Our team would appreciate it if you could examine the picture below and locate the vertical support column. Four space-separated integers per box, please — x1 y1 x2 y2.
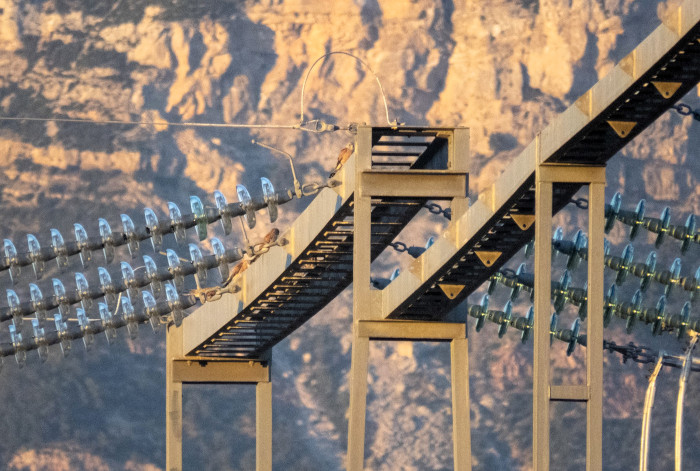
450 128 470 220
587 179 605 471
447 127 471 469
347 125 373 471
170 327 273 470
353 125 373 321
347 126 470 469
533 164 553 471
451 337 472 471
166 326 183 471
351 321 470 470
256 380 273 471
534 163 606 471
347 335 370 471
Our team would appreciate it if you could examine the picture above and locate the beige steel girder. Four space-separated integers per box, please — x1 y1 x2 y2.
166 325 272 471
166 1 700 467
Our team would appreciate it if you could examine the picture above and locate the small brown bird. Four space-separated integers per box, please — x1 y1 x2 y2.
263 227 280 245
223 258 249 287
329 142 355 178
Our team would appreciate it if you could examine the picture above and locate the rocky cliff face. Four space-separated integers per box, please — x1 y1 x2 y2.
0 0 698 469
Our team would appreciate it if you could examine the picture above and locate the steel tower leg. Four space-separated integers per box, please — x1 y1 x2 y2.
166 326 183 471
588 175 605 471
347 125 373 471
347 334 370 470
533 160 553 471
451 337 472 470
256 380 273 471
534 162 605 471
347 321 471 470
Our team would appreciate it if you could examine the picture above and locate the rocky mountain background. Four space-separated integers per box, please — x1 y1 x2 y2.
0 0 699 469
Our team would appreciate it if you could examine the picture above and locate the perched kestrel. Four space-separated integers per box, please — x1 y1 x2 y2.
329 142 355 178
223 258 249 287
263 227 280 245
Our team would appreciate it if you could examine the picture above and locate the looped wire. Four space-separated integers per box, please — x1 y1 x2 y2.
500 268 516 279
570 197 589 209
300 51 398 126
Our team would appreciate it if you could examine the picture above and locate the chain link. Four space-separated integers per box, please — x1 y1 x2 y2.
570 197 589 209
672 103 700 121
301 180 339 196
424 202 443 214
424 202 451 219
187 237 288 304
604 340 653 364
604 339 700 372
390 241 408 253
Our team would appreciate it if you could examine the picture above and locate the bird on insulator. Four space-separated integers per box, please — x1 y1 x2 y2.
329 142 355 178
223 258 250 287
263 227 280 245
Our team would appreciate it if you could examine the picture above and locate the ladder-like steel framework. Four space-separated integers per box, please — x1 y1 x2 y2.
180 128 460 359
167 2 700 469
347 125 470 470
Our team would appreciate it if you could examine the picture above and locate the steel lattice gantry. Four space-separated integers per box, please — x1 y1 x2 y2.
167 2 700 469
166 126 470 471
380 5 700 322
374 3 700 471
181 127 464 359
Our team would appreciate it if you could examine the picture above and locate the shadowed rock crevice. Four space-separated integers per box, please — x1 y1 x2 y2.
399 0 456 124
358 0 383 50
519 61 544 102
206 17 276 124
564 28 599 104
187 31 206 74
425 0 455 96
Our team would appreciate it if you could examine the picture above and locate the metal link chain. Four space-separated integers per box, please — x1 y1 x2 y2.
424 202 444 215
672 103 700 121
604 340 655 364
603 339 699 371
424 202 451 219
302 180 341 197
389 242 408 253
188 237 288 304
570 197 589 209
